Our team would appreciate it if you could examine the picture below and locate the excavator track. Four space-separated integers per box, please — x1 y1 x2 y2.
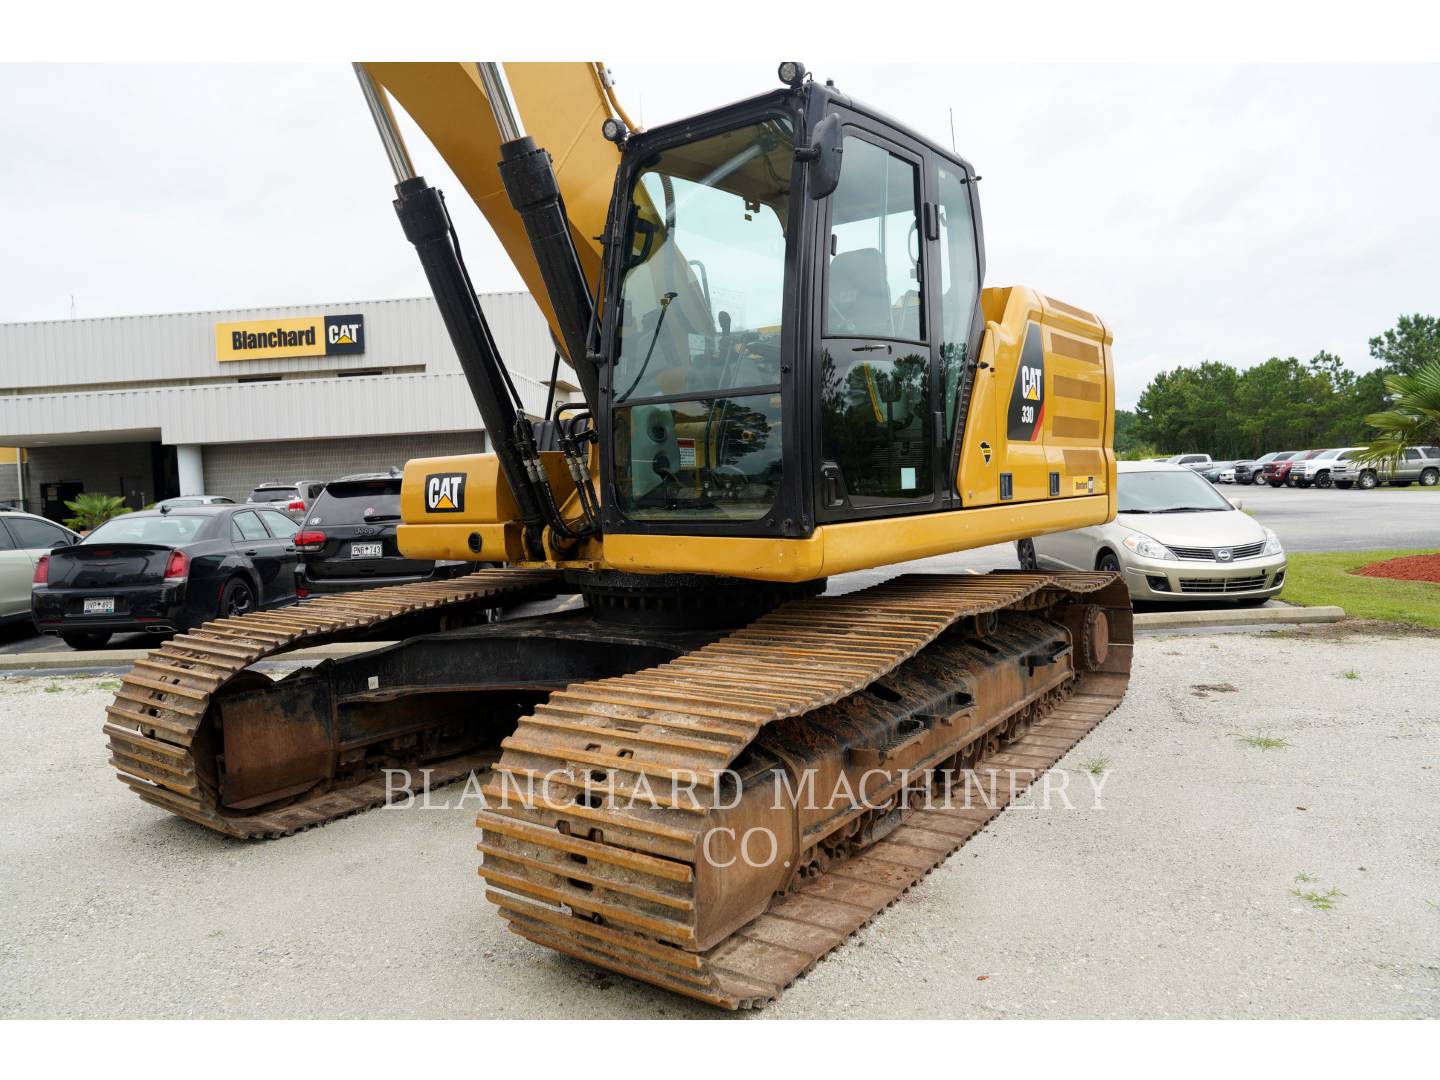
479 571 1132 1009
104 568 562 838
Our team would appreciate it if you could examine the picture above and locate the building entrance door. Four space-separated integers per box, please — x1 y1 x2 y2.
41 481 83 524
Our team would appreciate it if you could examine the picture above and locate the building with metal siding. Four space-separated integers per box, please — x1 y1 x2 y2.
0 294 563 519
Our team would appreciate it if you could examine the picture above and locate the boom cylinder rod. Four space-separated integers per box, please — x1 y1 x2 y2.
476 62 601 407
353 66 548 556
353 64 416 184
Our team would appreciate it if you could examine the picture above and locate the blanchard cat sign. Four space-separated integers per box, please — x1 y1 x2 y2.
215 314 365 361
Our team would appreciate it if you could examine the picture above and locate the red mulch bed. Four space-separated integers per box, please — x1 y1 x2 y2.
1352 553 1440 583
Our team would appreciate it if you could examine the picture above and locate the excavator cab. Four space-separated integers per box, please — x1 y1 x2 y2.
600 81 986 541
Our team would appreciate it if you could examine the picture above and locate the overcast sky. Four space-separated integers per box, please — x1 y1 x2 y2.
1 62 1436 406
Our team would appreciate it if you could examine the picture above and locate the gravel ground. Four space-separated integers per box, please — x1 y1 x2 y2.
1 627 1436 1019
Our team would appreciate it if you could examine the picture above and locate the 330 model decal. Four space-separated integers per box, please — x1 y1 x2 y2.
1007 323 1045 442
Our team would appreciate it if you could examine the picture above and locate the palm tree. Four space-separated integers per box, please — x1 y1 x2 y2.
62 492 129 533
1355 359 1440 465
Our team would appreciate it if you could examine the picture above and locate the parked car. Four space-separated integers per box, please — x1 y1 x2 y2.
1273 448 1326 486
1196 459 1241 483
1016 461 1285 604
1259 451 1303 486
1288 447 1362 488
153 495 236 509
1163 453 1212 468
1217 460 1253 484
246 479 327 521
294 472 468 596
1329 446 1440 489
0 512 81 626
1234 452 1287 485
32 505 301 649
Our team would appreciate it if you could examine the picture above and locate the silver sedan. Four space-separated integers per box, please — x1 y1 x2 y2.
1017 461 1286 604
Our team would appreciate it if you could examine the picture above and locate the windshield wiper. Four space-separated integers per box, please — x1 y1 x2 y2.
1152 506 1225 513
364 513 402 523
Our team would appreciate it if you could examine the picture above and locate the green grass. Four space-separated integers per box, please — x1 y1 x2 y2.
1281 549 1440 629
1078 755 1110 775
43 684 63 694
1341 669 1360 680
1237 733 1291 750
1291 885 1345 911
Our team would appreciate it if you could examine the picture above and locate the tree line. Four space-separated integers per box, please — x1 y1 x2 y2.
1116 314 1440 460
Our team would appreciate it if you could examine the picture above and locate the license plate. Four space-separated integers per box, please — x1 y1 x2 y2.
350 543 383 559
83 597 115 615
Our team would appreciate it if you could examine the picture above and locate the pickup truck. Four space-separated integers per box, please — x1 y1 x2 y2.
1329 446 1440 489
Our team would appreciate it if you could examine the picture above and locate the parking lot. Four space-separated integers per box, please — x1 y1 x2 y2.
4 481 1432 657
2 624 1435 1019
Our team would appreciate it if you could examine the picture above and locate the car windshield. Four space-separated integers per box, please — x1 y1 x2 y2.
1118 470 1233 514
1315 449 1340 460
84 514 207 544
249 487 298 502
307 480 401 524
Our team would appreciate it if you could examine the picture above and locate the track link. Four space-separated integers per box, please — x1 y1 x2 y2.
104 569 561 838
479 571 1132 1008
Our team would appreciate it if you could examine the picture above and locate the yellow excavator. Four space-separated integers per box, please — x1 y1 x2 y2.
103 62 1131 1008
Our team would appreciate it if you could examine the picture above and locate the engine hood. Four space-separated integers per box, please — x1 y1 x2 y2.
1114 509 1267 548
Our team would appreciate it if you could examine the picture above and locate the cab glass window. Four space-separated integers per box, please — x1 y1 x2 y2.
936 163 980 436
611 118 792 523
826 137 923 342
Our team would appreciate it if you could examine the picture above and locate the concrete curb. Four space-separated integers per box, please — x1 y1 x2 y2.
1134 605 1345 630
1 604 1349 671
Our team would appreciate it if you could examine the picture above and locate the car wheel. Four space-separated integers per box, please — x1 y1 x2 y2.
1357 470 1378 490
1315 472 1331 488
1335 480 1352 489
1097 551 1121 574
220 578 256 618
1016 538 1039 570
1421 468 1439 487
1269 481 1283 488
61 631 112 650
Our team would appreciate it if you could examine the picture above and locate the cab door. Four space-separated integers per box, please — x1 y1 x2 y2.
815 122 940 520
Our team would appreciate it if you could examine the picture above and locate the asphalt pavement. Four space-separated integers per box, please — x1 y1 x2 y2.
4 482 1432 656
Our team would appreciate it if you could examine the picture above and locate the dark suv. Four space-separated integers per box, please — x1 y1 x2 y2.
294 472 466 595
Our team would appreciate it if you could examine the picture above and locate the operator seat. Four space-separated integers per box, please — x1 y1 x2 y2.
829 248 893 337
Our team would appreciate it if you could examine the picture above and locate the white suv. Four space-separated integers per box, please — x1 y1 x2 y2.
1289 447 1363 489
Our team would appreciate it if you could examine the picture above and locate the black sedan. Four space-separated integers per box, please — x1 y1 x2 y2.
32 505 301 649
